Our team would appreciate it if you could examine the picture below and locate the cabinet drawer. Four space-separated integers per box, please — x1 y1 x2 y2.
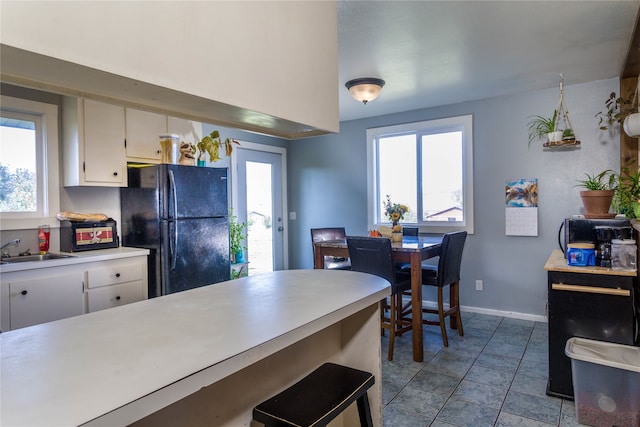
87 281 144 312
87 261 143 288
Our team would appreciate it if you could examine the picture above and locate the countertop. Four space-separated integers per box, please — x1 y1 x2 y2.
1 269 390 427
0 247 149 273
544 249 637 276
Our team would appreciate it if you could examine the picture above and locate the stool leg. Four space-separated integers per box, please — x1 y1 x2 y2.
356 392 374 427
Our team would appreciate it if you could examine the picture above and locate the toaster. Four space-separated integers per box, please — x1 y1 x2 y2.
60 219 119 252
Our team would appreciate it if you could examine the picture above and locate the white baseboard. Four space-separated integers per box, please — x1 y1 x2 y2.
409 298 548 323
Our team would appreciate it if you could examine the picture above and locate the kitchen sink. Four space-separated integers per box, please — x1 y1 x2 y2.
1 254 75 263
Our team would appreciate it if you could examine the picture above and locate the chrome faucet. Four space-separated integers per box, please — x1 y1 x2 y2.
1 239 20 258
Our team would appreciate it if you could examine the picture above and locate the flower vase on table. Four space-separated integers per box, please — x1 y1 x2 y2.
384 195 409 239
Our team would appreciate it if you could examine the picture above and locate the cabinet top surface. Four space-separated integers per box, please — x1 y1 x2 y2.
0 247 149 273
544 249 637 276
0 269 390 426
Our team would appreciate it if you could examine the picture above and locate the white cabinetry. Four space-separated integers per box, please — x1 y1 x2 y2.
124 111 202 163
6 270 84 330
125 108 167 162
63 97 127 187
86 258 146 312
168 116 202 145
0 253 148 331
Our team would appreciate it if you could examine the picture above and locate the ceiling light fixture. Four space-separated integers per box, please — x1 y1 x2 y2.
345 78 385 105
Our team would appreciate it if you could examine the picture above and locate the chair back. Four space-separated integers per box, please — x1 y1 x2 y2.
435 231 467 286
347 236 407 294
310 227 347 243
402 227 419 236
311 227 351 270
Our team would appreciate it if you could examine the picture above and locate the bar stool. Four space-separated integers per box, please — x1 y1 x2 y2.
253 362 375 427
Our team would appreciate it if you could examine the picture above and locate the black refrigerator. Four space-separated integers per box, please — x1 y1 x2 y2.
120 164 230 298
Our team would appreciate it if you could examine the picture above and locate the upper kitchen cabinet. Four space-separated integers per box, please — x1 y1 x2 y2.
125 110 203 163
63 97 127 187
125 108 167 162
168 117 202 146
0 2 338 139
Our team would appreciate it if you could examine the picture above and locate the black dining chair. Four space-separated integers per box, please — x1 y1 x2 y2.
347 236 412 361
402 231 467 347
311 227 351 270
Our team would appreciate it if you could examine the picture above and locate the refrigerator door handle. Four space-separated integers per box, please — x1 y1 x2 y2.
168 170 178 220
169 170 178 270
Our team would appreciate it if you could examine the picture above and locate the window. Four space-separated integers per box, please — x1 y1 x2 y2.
0 96 60 230
367 115 474 234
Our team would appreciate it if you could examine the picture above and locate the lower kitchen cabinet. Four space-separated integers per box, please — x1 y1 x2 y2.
1 253 148 331
545 250 637 399
8 271 85 330
85 258 146 313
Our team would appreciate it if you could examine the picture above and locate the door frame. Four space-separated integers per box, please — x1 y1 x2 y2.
230 141 289 270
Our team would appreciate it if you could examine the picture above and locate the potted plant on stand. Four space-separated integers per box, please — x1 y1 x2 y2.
576 170 617 219
527 110 563 147
613 165 640 219
229 209 248 264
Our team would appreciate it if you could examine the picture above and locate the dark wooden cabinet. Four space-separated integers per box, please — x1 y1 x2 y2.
547 268 637 399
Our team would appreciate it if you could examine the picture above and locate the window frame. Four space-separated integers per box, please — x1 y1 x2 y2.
0 95 60 231
366 114 474 234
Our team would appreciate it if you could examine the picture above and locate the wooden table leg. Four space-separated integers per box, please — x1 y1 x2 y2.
410 252 423 362
313 246 325 269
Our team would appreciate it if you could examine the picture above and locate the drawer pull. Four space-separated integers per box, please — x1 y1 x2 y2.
115 296 121 301
21 290 27 296
552 283 630 296
115 273 121 278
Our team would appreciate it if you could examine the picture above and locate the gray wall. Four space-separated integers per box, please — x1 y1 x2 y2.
286 78 621 319
2 78 624 319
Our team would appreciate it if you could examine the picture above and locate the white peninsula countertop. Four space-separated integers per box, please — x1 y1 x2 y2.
1 269 390 427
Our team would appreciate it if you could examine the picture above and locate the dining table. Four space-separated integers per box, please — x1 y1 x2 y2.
313 235 443 362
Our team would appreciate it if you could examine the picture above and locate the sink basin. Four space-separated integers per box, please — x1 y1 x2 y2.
1 254 74 263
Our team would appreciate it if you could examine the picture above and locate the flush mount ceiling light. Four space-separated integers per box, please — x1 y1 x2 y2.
345 78 385 105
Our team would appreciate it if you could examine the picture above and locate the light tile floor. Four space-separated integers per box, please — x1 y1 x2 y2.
381 312 586 426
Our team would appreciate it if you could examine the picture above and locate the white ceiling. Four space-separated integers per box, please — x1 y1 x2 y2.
337 1 640 122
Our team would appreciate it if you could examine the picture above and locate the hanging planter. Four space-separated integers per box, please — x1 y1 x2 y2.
527 74 581 149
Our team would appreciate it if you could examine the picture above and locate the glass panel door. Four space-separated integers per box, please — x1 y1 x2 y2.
236 148 284 275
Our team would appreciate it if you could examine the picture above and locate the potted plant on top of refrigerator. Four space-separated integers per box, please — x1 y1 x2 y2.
196 130 240 165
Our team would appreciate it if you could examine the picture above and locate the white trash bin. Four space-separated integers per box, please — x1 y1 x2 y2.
565 337 640 427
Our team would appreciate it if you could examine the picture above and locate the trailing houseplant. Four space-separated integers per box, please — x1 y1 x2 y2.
595 91 636 132
575 170 617 218
196 130 240 164
527 109 562 146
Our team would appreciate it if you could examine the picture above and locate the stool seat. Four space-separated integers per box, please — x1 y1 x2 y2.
253 363 375 427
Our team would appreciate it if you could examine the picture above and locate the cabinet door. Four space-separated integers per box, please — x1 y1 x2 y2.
167 117 202 145
87 281 144 312
8 272 85 330
83 99 127 185
126 108 167 161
